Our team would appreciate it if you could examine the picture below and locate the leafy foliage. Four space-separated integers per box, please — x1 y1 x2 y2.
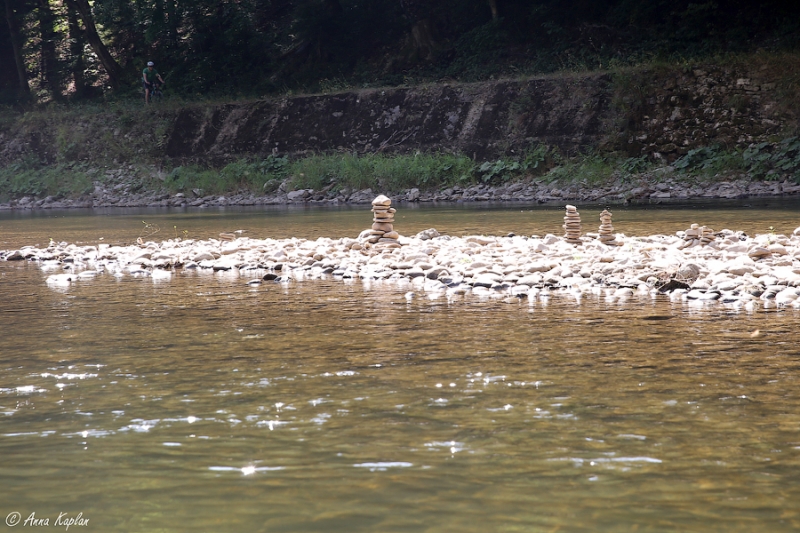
672 138 800 182
2 0 799 103
672 146 726 172
620 155 650 175
742 137 800 181
521 144 550 173
476 159 520 183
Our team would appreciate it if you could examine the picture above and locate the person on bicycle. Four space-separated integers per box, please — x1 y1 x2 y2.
142 61 165 104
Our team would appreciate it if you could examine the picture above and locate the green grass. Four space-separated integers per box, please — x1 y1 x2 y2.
0 158 93 201
157 145 671 197
158 150 548 197
289 152 475 192
545 154 617 186
162 152 477 195
4 137 799 204
162 155 291 195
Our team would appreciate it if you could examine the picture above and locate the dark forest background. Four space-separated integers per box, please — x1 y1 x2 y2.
2 0 799 105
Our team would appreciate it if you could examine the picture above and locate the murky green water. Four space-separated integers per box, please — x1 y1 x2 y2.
2 201 800 532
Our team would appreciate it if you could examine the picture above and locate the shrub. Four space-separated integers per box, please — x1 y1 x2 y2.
672 138 800 181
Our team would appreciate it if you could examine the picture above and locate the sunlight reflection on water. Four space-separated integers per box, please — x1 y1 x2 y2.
1 204 800 532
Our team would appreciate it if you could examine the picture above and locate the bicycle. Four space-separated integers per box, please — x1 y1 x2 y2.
144 81 165 103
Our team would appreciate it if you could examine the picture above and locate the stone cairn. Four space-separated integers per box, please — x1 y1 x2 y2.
597 209 619 245
366 195 401 249
563 205 582 244
679 223 716 248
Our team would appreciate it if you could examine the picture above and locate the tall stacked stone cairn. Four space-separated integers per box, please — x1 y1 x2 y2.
563 205 582 244
679 223 716 248
597 209 619 245
366 195 401 249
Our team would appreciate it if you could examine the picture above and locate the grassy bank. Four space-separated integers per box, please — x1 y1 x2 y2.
3 120 800 203
170 139 800 194
5 139 798 203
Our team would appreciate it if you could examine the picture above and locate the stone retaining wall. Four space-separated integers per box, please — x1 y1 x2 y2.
616 65 795 159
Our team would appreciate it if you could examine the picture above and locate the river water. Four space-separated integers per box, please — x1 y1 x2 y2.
1 200 800 532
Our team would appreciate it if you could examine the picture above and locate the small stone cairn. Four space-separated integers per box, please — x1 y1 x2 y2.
366 195 401 248
563 205 582 244
679 223 716 248
597 209 618 245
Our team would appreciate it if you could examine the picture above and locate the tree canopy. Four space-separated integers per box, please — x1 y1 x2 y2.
1 0 799 104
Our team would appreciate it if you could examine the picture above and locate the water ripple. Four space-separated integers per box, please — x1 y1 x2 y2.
424 441 467 453
119 419 159 433
208 465 285 475
353 462 413 472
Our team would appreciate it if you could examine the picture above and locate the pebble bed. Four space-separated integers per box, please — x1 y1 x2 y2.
4 219 800 311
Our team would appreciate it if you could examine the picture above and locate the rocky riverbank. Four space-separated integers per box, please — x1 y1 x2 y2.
3 167 800 210
2 55 799 211
4 205 800 311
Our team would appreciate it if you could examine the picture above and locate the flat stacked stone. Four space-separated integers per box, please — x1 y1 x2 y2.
597 209 618 245
680 223 716 248
367 195 401 248
563 205 582 244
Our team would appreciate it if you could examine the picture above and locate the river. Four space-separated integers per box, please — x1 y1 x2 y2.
1 200 800 532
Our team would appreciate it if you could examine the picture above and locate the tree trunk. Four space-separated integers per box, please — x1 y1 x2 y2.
154 0 164 26
37 0 61 99
66 2 86 98
3 0 29 97
165 0 178 48
400 0 439 60
65 0 123 90
488 0 498 19
410 18 437 60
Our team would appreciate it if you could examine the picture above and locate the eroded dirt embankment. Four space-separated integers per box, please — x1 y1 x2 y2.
163 63 796 163
2 60 796 169
164 76 614 163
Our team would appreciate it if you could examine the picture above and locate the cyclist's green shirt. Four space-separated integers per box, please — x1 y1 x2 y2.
143 67 159 83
